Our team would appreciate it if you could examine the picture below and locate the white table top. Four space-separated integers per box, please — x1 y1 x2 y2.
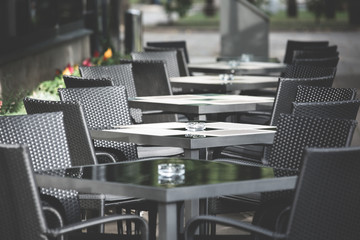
170 75 279 92
128 94 274 115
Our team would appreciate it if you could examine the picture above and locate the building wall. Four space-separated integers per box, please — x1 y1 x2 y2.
0 34 90 100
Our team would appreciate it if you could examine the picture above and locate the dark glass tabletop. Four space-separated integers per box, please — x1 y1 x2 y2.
39 158 278 188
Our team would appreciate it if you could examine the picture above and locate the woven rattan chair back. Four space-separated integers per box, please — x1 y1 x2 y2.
295 85 357 103
120 59 178 123
120 59 172 96
79 64 141 123
292 46 338 61
270 76 334 126
58 86 138 161
23 97 97 166
0 112 80 224
63 75 114 88
144 46 189 76
268 114 356 176
79 64 136 97
131 50 180 78
147 40 189 63
281 64 337 79
283 40 329 64
293 56 339 68
287 147 360 240
0 144 48 240
292 100 360 120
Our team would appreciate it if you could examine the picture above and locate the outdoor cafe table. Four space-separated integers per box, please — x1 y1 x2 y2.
90 122 276 159
187 61 287 75
35 158 297 240
170 75 279 93
128 94 274 120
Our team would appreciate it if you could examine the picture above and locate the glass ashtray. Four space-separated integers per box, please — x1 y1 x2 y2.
158 174 185 185
219 74 234 81
158 163 185 178
185 122 206 132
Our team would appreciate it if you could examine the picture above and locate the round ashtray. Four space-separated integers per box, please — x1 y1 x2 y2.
158 163 185 178
185 122 206 132
219 74 234 81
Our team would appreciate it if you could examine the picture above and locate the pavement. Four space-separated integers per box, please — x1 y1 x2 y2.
133 3 360 146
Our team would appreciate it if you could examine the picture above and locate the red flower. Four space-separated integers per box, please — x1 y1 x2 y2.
55 69 62 75
93 50 100 58
66 64 74 74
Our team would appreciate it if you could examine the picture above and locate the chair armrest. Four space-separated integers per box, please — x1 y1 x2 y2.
184 215 286 240
214 158 269 168
95 151 117 163
42 206 64 229
46 214 148 240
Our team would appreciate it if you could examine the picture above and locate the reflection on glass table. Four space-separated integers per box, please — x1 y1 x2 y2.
36 158 297 240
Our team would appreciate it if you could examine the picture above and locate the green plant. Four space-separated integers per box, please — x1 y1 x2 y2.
165 0 193 19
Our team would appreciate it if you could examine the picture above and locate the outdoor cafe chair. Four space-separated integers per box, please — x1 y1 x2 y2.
293 56 340 68
131 50 181 78
144 46 190 77
283 40 329 64
0 112 81 225
292 46 339 61
79 63 142 123
58 86 184 159
221 84 356 164
146 40 190 63
281 64 337 79
208 113 356 236
119 59 179 123
186 146 360 240
63 75 114 88
295 85 357 103
23 98 158 238
0 143 148 240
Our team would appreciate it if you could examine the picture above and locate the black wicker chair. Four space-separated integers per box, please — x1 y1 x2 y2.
146 40 190 63
221 83 355 163
283 40 329 64
185 146 360 240
210 114 356 217
281 64 337 78
23 98 157 238
292 46 338 61
0 143 148 240
131 50 180 78
0 112 80 225
58 86 183 159
295 85 357 102
292 100 360 120
144 46 190 77
119 59 179 123
219 76 335 162
79 64 142 123
63 75 114 88
293 56 340 68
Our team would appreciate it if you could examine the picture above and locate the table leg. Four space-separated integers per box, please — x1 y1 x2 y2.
184 149 200 159
158 202 178 240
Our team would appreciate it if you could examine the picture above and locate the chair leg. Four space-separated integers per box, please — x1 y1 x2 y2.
148 207 158 240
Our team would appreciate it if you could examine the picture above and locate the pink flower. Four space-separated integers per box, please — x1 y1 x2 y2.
82 58 93 66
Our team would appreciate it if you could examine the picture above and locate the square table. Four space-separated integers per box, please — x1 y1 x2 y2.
170 75 279 93
90 122 276 159
128 94 274 120
188 61 287 75
35 158 297 240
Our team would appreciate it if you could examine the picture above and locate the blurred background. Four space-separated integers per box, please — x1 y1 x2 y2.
0 0 359 115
